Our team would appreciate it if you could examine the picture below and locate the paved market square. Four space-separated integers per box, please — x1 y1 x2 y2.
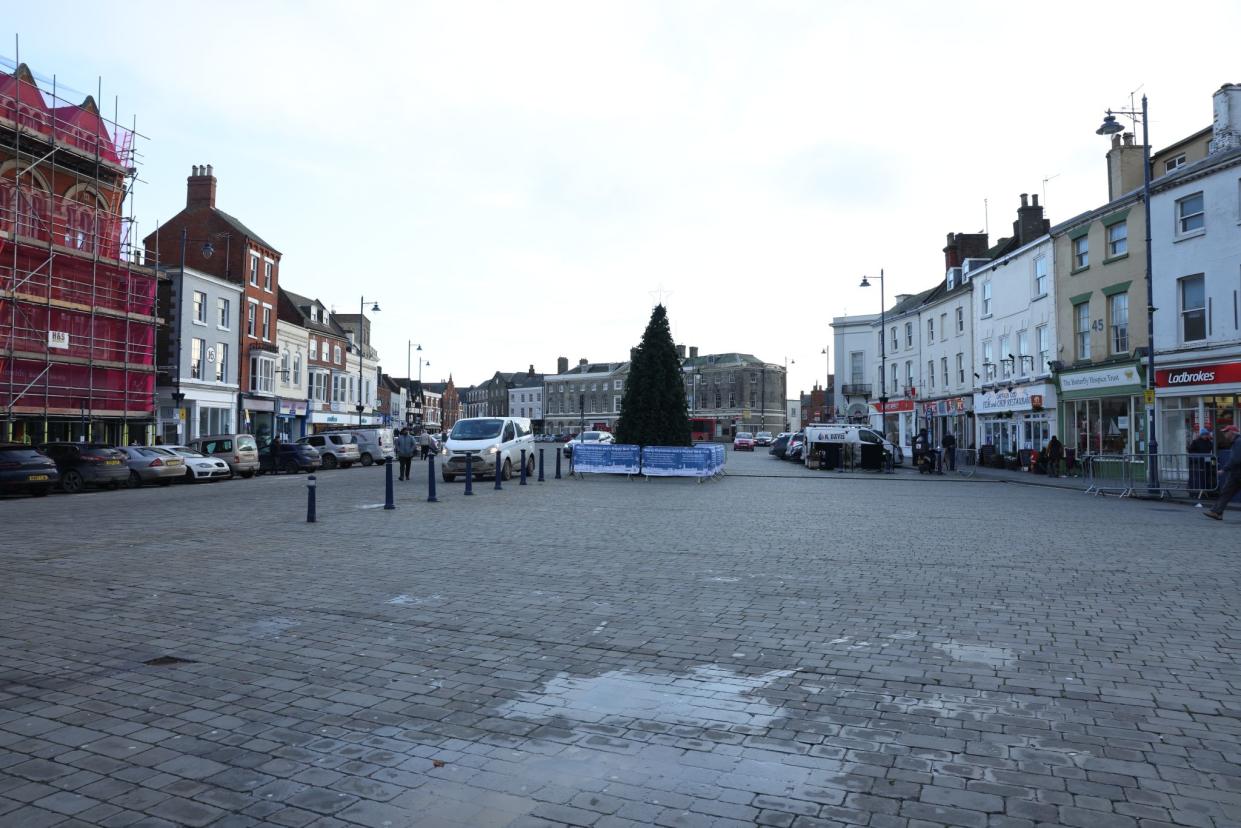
1 452 1240 828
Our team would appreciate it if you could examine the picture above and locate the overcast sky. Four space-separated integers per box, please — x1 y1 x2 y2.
10 1 1241 395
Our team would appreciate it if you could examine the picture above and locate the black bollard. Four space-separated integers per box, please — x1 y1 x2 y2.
494 450 503 490
538 448 545 482
464 452 474 495
519 449 528 485
306 474 317 523
427 452 438 502
384 456 395 510
555 447 562 479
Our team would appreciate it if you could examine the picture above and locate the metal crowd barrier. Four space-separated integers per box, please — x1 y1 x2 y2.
1083 454 1135 497
951 448 976 478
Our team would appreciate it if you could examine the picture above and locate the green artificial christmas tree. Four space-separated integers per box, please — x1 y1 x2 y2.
615 304 691 447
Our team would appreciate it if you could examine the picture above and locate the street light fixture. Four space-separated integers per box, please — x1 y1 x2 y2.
859 270 888 439
821 346 830 421
1096 99 1159 492
357 297 380 426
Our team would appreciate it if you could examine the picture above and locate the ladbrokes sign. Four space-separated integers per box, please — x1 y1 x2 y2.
1155 361 1241 388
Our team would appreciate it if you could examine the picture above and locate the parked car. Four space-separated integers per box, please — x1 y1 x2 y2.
188 433 260 478
119 446 184 488
322 428 394 466
441 416 536 482
563 430 615 458
754 431 773 446
785 432 806 462
769 433 792 459
0 443 59 496
297 433 361 469
38 442 130 493
258 441 322 475
164 445 232 482
733 432 756 451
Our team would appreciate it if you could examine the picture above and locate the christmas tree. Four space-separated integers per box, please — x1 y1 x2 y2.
615 305 691 447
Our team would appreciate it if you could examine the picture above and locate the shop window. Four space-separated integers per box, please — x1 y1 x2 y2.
1109 293 1129 354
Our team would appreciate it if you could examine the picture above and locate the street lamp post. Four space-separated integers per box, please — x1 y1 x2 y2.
357 297 381 427
1097 100 1159 492
860 270 887 439
821 346 830 421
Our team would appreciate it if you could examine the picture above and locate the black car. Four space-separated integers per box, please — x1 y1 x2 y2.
769 434 791 459
0 443 59 496
37 442 130 493
258 442 322 475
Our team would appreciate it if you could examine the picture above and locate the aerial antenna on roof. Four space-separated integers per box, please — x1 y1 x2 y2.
1042 173 1060 207
983 198 989 237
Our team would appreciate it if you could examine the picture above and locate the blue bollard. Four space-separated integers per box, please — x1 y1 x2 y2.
519 449 528 485
538 448 545 482
494 450 503 490
464 452 474 495
555 447 562 479
427 452 438 502
306 474 317 523
384 456 395 510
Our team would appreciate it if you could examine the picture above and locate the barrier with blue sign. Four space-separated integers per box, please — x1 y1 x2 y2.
570 443 642 476
641 445 726 480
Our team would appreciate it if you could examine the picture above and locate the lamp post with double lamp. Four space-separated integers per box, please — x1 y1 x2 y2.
859 271 888 439
1096 100 1159 492
406 342 420 427
357 297 381 427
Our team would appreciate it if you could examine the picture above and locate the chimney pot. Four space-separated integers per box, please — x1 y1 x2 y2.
206 164 213 176
1031 193 1039 207
187 164 217 209
690 346 699 358
1020 193 1029 208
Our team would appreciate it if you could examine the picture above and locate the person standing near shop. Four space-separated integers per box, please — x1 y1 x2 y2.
1204 425 1241 521
1188 428 1214 492
1045 435 1064 478
942 431 957 472
419 429 431 460
395 428 416 481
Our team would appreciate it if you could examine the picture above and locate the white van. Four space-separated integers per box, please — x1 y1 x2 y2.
802 425 894 470
440 416 535 482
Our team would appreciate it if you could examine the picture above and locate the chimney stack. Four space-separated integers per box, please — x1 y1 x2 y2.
579 358 588 367
689 346 698 358
557 356 568 374
1014 192 1050 246
528 364 535 377
1209 82 1241 154
675 344 686 359
187 164 217 210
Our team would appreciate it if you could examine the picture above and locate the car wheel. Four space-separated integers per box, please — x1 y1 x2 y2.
500 458 512 481
127 470 143 489
58 470 82 494
442 472 455 482
526 455 536 477
322 454 338 470
282 460 300 474
360 453 374 467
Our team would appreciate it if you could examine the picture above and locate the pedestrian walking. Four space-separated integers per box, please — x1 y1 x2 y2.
1204 425 1241 521
419 429 430 460
395 428 416 481
1045 435 1064 478
941 431 957 472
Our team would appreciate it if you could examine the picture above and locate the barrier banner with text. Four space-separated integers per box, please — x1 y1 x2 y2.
571 443 642 475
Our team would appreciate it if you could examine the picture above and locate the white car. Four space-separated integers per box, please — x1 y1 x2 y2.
564 431 615 458
164 445 232 482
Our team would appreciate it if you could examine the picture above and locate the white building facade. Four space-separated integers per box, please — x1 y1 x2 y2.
275 318 309 440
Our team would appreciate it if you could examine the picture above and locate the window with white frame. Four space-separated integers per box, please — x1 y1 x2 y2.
1107 222 1128 257
192 290 206 324
1033 255 1048 296
1073 236 1089 269
999 334 1010 377
263 261 273 291
1037 325 1049 371
1017 330 1029 374
217 297 230 329
1109 292 1129 354
849 351 864 385
334 344 342 364
904 361 913 390
190 337 203 379
1075 302 1091 360
280 350 289 381
927 360 935 389
249 355 274 392
941 356 948 388
321 340 329 361
939 313 947 341
215 343 228 383
956 353 964 384
983 340 994 379
247 303 256 337
981 282 992 316
889 363 897 392
927 317 934 343
956 306 964 333
292 351 301 386
1165 154 1186 173
905 322 913 348
1180 274 1206 341
249 254 259 286
1177 192 1205 234
262 307 271 341
890 326 898 351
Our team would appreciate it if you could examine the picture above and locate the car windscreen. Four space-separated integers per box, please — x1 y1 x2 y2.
581 432 603 441
736 433 753 439
237 435 257 451
452 419 503 440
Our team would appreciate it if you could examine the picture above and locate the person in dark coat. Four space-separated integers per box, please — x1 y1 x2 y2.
941 431 957 471
1045 435 1064 478
1188 428 1214 491
1205 425 1241 520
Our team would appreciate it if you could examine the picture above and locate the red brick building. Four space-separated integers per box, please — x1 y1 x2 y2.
0 63 159 445
143 166 282 439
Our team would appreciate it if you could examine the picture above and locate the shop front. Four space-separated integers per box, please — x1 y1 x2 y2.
869 398 916 449
241 395 276 445
1155 357 1241 453
275 400 308 443
974 384 1057 457
919 396 972 448
1057 362 1147 456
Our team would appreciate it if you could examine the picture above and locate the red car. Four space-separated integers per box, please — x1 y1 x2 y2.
732 432 755 451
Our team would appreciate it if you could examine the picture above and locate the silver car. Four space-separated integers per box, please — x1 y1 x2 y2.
120 446 185 488
297 433 362 469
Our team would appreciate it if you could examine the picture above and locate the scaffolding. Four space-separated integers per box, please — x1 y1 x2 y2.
0 54 157 445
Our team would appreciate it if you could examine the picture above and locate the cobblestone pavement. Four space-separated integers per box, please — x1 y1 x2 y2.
1 448 1239 828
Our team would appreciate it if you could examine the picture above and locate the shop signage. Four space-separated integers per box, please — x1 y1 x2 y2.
1156 360 1241 388
921 397 969 417
871 399 915 413
976 388 1035 413
48 331 69 349
1059 365 1140 392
